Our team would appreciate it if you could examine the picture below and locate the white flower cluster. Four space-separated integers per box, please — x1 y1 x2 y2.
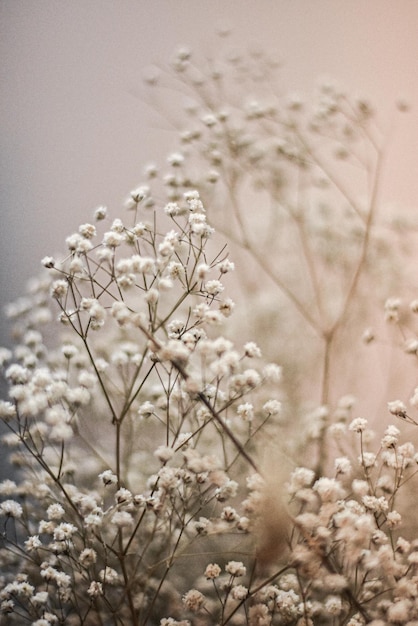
0 186 283 624
0 35 416 626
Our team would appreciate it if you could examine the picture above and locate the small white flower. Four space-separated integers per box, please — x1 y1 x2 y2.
225 561 246 577
41 256 55 268
349 417 368 433
244 342 262 358
99 469 118 486
204 280 224 296
204 563 221 579
154 445 175 463
99 567 119 585
47 503 65 520
237 402 254 421
87 581 104 597
79 548 97 566
0 499 23 518
263 363 282 382
94 205 107 220
334 457 352 475
53 522 77 541
51 279 68 299
387 400 407 418
168 152 184 166
182 589 205 612
111 511 134 528
263 399 282 415
24 535 42 552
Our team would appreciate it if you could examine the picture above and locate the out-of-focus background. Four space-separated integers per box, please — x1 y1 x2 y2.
1 0 418 338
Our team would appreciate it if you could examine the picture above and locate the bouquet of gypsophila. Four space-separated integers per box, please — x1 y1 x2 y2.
0 189 285 625
1 187 418 626
2 36 418 625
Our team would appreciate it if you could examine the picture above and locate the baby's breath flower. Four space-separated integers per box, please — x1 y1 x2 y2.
41 256 55 268
215 479 238 501
94 205 107 220
237 402 254 421
98 470 118 486
334 456 352 475
115 488 132 505
349 417 368 433
359 451 377 469
0 500 23 518
193 517 210 534
138 401 155 418
263 399 282 415
381 424 400 448
362 495 388 513
263 363 282 382
79 548 97 566
219 298 235 317
53 522 77 541
221 506 239 522
32 591 48 605
47 503 65 521
79 223 96 238
387 599 413 623
24 535 42 552
111 511 134 528
103 231 124 247
154 445 175 463
313 477 345 502
324 595 342 615
384 297 402 322
168 152 184 167
287 467 315 494
0 400 16 420
0 479 17 495
204 563 221 579
182 589 205 612
50 279 69 299
387 510 402 528
6 363 30 384
248 603 270 624
244 342 262 358
387 400 407 418
84 511 103 528
99 567 119 585
225 561 246 577
87 581 103 597
204 279 224 296
231 584 248 600
164 201 181 216
219 259 235 273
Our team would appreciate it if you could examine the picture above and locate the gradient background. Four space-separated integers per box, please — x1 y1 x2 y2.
2 0 418 332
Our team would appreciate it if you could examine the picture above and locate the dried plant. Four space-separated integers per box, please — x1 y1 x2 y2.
1 35 418 626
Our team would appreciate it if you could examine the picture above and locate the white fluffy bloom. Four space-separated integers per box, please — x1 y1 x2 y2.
111 511 134 528
387 400 407 418
99 567 120 585
53 522 77 541
182 589 205 612
0 500 23 518
334 457 352 475
349 417 368 433
47 503 65 520
87 581 104 597
313 477 345 502
225 561 246 577
154 445 175 463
